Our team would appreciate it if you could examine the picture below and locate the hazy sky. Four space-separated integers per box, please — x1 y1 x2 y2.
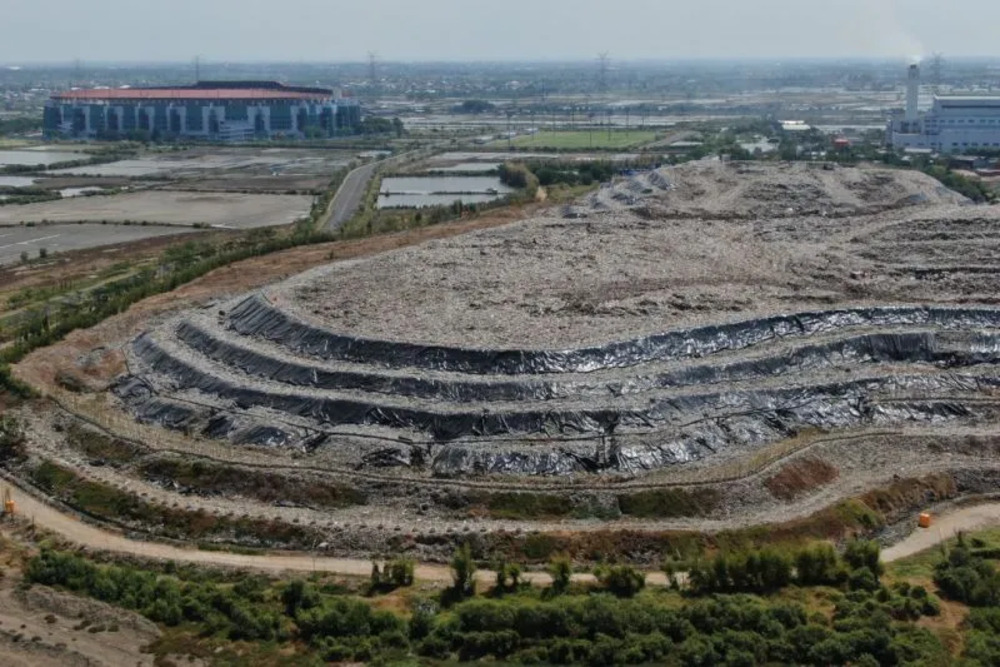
3 0 998 63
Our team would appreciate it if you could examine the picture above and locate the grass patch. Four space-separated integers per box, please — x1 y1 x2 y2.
504 130 658 150
764 457 839 501
29 459 324 548
617 488 719 518
64 423 145 465
139 457 366 509
482 492 573 520
461 491 619 521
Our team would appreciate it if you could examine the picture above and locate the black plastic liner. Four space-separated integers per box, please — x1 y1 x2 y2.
114 380 306 449
114 365 992 475
227 294 1000 375
129 332 998 441
178 321 1000 403
429 398 982 477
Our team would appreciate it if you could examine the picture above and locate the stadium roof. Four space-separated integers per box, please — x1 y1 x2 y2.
53 81 334 102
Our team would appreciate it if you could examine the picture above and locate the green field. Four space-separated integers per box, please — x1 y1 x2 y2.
503 129 658 149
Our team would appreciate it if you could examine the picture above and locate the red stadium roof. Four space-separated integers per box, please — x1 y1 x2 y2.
53 88 329 102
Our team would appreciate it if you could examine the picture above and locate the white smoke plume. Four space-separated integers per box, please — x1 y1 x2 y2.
845 0 926 60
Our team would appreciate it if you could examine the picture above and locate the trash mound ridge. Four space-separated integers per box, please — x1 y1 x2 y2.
641 160 969 219
274 162 993 350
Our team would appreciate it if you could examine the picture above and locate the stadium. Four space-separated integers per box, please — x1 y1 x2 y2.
43 80 361 141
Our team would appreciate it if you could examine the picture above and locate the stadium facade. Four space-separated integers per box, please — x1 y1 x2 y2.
44 81 361 141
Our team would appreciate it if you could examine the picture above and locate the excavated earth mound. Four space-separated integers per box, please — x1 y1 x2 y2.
114 161 1000 480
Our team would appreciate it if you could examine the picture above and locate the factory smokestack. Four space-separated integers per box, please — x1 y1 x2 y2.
906 64 920 123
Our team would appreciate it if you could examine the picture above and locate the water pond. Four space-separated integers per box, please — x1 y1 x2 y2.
377 175 512 209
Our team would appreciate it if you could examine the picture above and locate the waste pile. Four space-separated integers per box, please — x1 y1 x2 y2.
115 161 1000 478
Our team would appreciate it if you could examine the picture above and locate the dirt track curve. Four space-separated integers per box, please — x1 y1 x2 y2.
3 485 623 585
881 502 1000 561
5 482 996 582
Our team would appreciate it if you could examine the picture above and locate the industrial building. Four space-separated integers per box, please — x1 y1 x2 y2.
44 81 361 141
887 64 1000 153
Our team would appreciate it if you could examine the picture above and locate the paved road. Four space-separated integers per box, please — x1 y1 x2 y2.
326 162 378 232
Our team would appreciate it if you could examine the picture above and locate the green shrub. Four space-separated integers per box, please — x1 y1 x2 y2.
548 555 572 594
688 547 792 594
450 543 476 598
934 540 1000 606
794 542 845 586
595 564 646 598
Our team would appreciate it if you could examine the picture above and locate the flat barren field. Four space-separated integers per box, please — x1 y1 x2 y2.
0 191 312 227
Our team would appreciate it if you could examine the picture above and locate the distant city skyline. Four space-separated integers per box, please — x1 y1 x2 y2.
3 0 1000 64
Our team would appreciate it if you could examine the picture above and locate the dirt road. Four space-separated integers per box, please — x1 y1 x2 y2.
325 162 378 231
5 485 626 585
7 480 994 586
881 502 1000 562
9 486 451 580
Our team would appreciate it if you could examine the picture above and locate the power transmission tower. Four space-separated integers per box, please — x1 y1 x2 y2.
73 58 83 88
368 51 378 85
930 53 944 95
597 52 610 93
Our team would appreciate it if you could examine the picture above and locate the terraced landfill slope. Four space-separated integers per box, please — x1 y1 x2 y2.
114 161 1000 489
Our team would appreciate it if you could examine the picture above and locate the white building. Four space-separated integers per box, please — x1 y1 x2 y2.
887 64 1000 153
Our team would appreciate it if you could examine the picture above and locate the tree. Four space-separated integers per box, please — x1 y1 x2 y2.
548 555 572 594
494 561 522 593
795 543 845 587
595 564 646 598
392 117 404 138
386 558 415 588
662 560 681 590
281 579 318 617
844 540 884 578
450 543 476 598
